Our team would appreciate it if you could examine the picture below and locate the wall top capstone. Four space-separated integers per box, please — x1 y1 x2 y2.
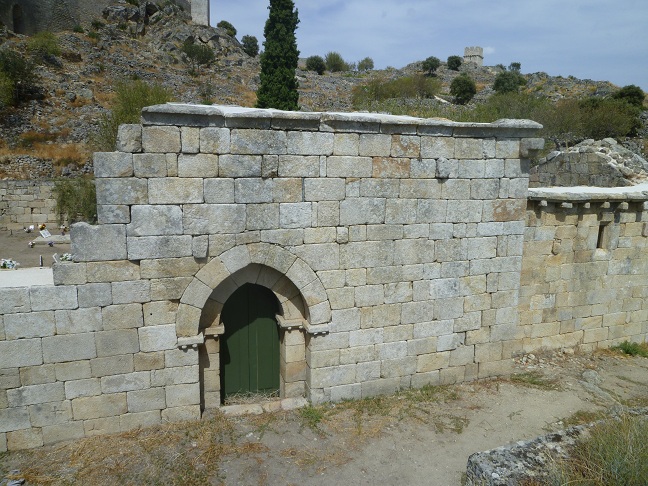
140 103 543 136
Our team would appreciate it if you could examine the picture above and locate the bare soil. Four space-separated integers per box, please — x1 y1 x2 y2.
2 351 647 485
0 229 70 269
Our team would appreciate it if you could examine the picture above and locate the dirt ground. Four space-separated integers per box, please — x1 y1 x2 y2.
0 229 71 269
1 350 647 485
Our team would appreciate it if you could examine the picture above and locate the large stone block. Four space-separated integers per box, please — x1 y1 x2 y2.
133 153 168 178
280 202 312 229
151 366 199 386
127 235 193 260
4 311 55 339
165 383 200 407
96 178 148 205
52 262 87 286
231 129 287 155
204 178 235 203
127 387 166 413
178 154 218 177
0 339 42 368
116 124 142 153
142 126 181 153
111 280 151 304
55 307 102 335
65 378 101 399
7 382 65 407
96 329 140 357
326 156 373 177
0 288 30 314
128 205 183 236
85 260 140 283
141 257 200 279
100 371 150 393
102 303 143 330
148 178 203 204
183 204 246 234
72 393 127 420
278 155 320 177
71 223 127 262
340 198 386 225
42 333 97 363
94 152 133 178
138 324 177 352
90 355 134 378
29 286 77 312
200 127 230 153
287 131 334 155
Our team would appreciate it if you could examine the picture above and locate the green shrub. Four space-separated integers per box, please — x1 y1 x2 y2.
0 71 14 109
53 177 97 224
73 24 84 33
357 57 374 72
447 55 462 71
181 40 215 74
125 0 140 5
579 97 641 139
508 61 521 72
611 341 648 357
0 48 36 107
217 20 237 38
27 31 61 61
305 55 325 75
612 84 645 109
94 80 173 151
325 51 349 72
241 35 259 57
422 56 440 75
352 75 441 108
493 70 527 94
91 19 104 30
450 74 476 104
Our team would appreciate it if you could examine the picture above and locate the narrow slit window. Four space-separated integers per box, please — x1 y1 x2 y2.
597 222 609 249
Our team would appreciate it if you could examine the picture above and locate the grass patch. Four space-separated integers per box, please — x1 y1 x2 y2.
556 414 648 485
52 176 97 224
299 405 326 430
509 371 560 390
560 410 607 428
611 341 648 358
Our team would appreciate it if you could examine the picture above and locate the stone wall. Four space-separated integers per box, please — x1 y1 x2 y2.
0 104 645 452
0 180 60 231
0 0 195 34
519 187 648 352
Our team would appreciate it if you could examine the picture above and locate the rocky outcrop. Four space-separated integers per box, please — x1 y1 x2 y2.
530 138 648 187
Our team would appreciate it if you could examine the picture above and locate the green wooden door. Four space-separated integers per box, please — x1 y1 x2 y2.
220 283 280 401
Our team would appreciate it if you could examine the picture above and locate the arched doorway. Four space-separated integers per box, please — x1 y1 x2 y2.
219 283 281 402
12 4 25 34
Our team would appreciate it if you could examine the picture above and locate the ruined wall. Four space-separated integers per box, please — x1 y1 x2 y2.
0 180 59 231
0 0 195 34
519 187 648 352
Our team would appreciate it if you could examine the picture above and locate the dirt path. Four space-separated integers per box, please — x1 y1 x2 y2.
2 351 647 485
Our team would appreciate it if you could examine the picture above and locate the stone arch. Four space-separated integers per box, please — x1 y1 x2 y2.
175 242 331 408
176 242 331 339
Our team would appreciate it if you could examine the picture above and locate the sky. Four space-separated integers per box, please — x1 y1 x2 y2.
210 0 648 91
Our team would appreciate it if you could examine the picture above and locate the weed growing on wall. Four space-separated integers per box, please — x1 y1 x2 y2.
93 80 172 151
53 176 97 224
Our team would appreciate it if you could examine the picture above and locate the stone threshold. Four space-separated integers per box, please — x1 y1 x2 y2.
214 397 309 417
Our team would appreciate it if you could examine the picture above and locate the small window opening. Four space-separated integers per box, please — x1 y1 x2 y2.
597 222 609 249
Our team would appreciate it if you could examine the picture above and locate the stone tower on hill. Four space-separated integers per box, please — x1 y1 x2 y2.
464 46 484 66
0 0 209 35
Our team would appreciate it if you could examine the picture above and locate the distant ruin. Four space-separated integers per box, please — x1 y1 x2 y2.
464 46 484 66
0 0 208 34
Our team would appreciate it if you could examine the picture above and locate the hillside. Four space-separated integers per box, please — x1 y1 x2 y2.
0 1 645 180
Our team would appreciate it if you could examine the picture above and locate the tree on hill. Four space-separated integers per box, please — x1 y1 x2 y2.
305 55 326 75
422 56 441 76
612 85 645 109
241 35 259 57
256 0 300 110
325 51 349 72
447 55 462 71
493 69 526 94
217 20 237 38
450 74 476 104
358 57 374 72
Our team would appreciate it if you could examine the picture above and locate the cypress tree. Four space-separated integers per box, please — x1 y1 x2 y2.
256 0 300 110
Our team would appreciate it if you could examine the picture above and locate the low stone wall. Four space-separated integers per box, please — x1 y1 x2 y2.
520 186 648 352
0 180 60 232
